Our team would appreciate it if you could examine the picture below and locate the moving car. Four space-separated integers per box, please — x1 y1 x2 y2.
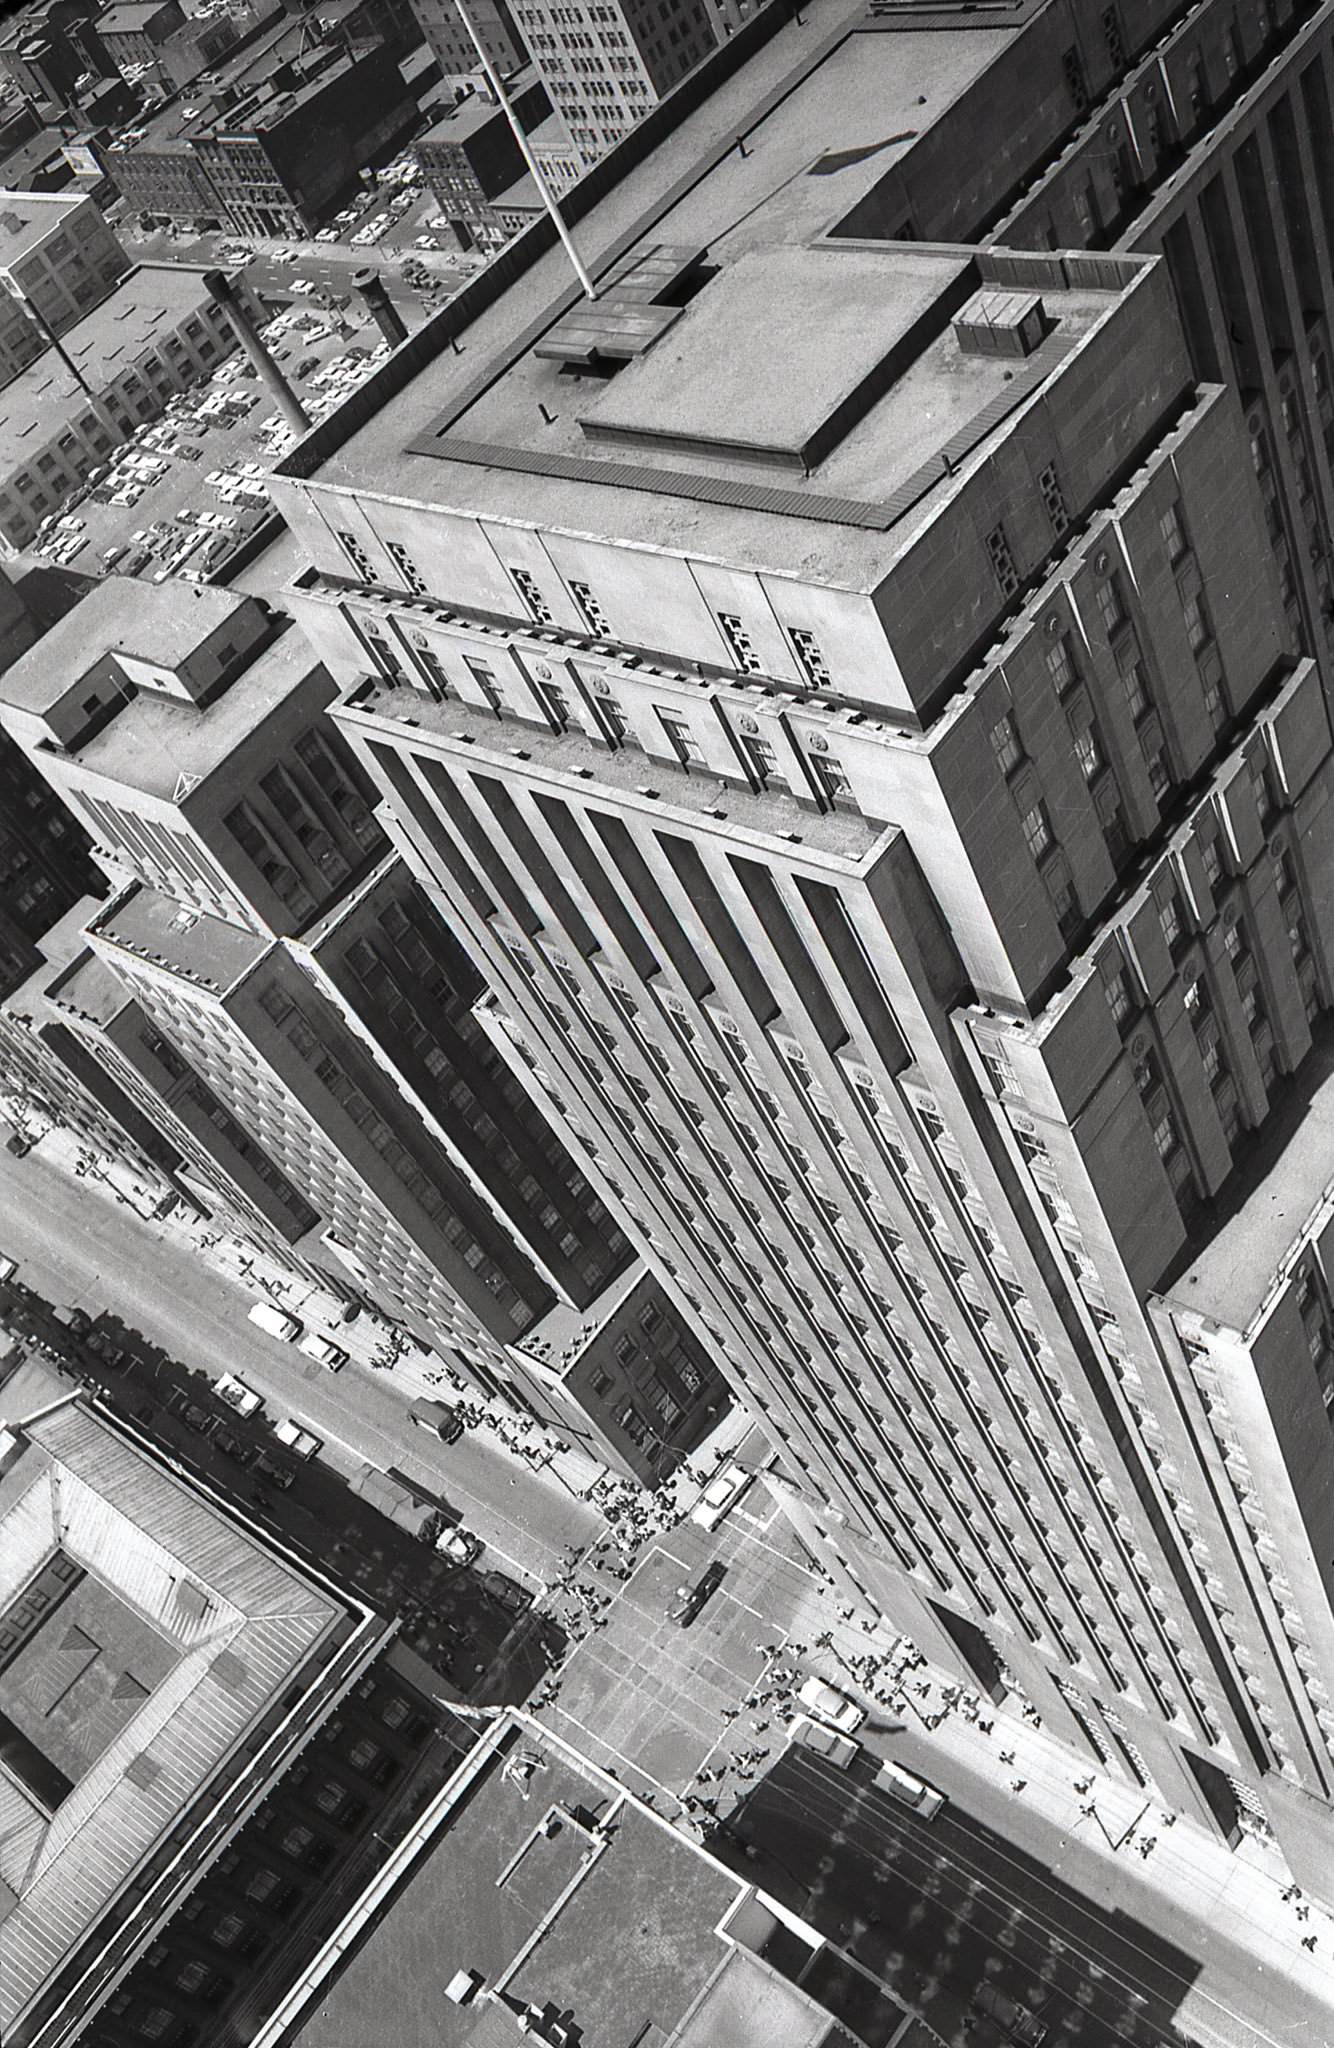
288 278 315 295
273 1417 321 1459
691 1465 753 1530
298 1331 347 1371
247 1300 301 1342
408 1396 464 1442
216 1372 262 1418
973 1983 1048 2045
796 1675 866 1735
668 1560 726 1627
788 1713 859 1768
875 1758 946 1820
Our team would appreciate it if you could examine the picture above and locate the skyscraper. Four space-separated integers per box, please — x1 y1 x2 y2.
261 0 1334 1888
0 577 729 1475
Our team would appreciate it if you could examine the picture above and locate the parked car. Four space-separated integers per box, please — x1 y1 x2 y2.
294 354 321 378
797 1675 866 1735
5 1133 33 1156
273 1417 321 1459
408 1397 464 1442
180 1402 215 1436
214 1426 257 1465
875 1758 946 1820
247 1300 301 1342
691 1465 753 1530
253 1450 295 1489
669 1561 726 1627
483 1570 531 1613
789 1713 859 1768
216 1372 262 1418
298 1331 347 1371
435 1525 483 1565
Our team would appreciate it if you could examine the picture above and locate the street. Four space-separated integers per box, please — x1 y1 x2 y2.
0 1142 604 1584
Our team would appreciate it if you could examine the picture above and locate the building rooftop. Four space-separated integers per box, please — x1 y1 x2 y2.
0 575 250 717
286 9 1121 587
45 941 139 1028
296 1718 862 2048
89 881 270 994
1158 1020 1334 1335
100 0 177 29
0 262 220 472
0 186 84 260
0 1399 342 2037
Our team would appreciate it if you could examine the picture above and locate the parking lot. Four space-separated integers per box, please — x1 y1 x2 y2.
23 301 394 585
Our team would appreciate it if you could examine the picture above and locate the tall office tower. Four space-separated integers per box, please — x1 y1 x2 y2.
261 0 1334 1889
511 0 723 169
0 578 728 1475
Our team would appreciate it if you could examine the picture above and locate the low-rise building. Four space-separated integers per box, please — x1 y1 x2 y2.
413 72 550 251
97 0 187 82
0 262 262 553
0 189 129 359
0 1364 449 2048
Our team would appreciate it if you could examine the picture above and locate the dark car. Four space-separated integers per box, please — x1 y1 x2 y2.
669 1561 726 1627
5 1133 32 1157
180 1402 216 1435
214 1426 256 1465
408 1397 464 1443
253 1451 295 1490
973 1984 1048 2046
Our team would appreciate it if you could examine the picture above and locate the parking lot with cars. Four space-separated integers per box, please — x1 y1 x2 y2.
22 303 394 584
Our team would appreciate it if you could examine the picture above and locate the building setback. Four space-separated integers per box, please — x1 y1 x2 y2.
255 0 1334 1891
0 578 729 1478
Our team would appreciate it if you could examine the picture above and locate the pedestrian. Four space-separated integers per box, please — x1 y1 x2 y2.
1010 1778 1027 1793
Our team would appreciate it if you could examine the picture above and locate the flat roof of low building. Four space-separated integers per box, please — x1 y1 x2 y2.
1158 1021 1334 1334
289 9 1105 588
99 0 178 29
89 881 270 994
296 1718 858 2048
0 262 218 473
0 1399 342 2037
66 615 330 803
0 574 249 714
45 943 139 1028
0 187 85 260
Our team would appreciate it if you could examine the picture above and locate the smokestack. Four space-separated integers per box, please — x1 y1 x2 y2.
202 270 311 438
352 268 408 350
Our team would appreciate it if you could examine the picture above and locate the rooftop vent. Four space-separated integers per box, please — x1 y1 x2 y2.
953 289 1047 359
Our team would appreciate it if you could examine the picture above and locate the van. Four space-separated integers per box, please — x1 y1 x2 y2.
408 1397 464 1442
247 1300 301 1342
875 1758 946 1820
788 1714 858 1768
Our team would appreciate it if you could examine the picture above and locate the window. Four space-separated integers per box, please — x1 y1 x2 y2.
280 1823 316 1858
789 627 831 687
211 1911 246 1950
1250 751 1278 825
657 709 703 765
465 656 504 714
1038 463 1069 536
1071 720 1104 783
1104 963 1135 1028
336 528 373 582
569 579 609 635
510 566 553 623
738 732 779 786
1063 44 1089 108
990 713 1023 776
1045 634 1077 694
1020 801 1053 859
386 540 426 595
1159 501 1188 564
1120 651 1150 721
1181 589 1211 652
717 612 763 673
810 751 854 808
1157 886 1185 951
1097 571 1127 636
986 522 1020 597
1102 2 1125 66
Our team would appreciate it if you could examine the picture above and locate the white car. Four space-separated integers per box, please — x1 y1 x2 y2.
273 1417 321 1459
298 1331 348 1371
315 228 339 242
288 278 315 295
796 1675 866 1735
0 1254 18 1281
434 1526 483 1565
875 1759 946 1820
108 487 141 507
789 1713 858 1768
691 1465 753 1530
216 1372 263 1419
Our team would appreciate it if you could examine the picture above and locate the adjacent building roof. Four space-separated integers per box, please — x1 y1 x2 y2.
295 1717 871 2048
0 1398 342 2036
89 882 270 994
0 186 86 263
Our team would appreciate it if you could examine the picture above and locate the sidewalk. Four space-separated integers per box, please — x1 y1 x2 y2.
798 1613 1334 2045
